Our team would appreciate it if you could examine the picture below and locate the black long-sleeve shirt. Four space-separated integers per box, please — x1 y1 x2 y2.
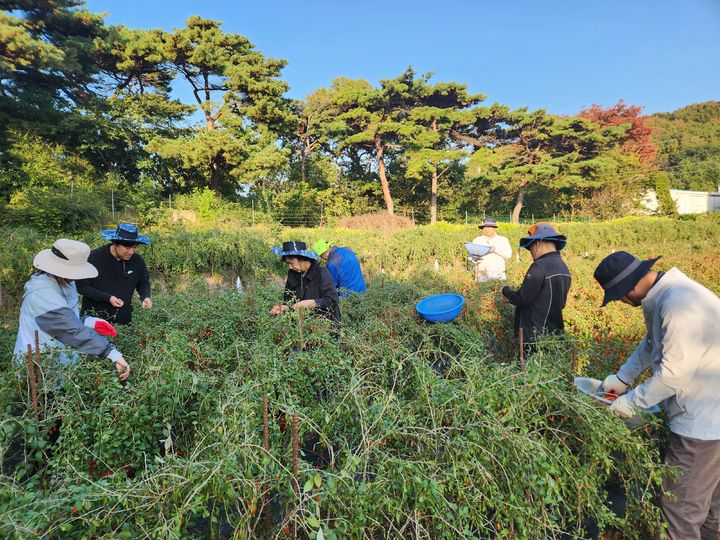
77 244 151 325
502 251 571 344
284 261 341 323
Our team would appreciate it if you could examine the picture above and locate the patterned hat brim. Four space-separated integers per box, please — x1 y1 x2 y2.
271 247 319 260
101 230 151 245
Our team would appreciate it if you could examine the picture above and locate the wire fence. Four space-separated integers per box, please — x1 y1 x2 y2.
106 194 596 229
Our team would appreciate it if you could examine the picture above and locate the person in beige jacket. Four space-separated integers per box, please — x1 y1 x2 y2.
468 218 513 282
595 251 720 540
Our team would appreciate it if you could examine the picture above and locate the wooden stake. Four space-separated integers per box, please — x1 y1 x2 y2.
250 281 256 319
26 344 38 421
263 393 269 450
34 331 43 417
297 311 304 352
571 345 578 375
519 327 525 372
262 393 270 539
291 414 299 540
291 414 299 495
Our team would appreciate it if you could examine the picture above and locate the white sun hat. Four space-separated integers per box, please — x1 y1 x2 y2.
33 239 98 280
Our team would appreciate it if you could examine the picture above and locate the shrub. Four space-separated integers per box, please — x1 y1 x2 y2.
337 211 414 233
1 185 110 236
651 172 678 216
0 280 667 539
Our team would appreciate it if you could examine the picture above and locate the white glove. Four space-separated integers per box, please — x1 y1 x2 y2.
84 316 100 328
114 356 130 381
609 394 636 418
602 373 628 395
84 317 117 337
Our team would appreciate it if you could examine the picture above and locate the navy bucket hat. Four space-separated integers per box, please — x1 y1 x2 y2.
519 222 567 251
594 251 661 307
101 223 150 245
271 241 319 260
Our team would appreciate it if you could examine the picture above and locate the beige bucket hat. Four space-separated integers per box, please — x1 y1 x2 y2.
33 239 98 280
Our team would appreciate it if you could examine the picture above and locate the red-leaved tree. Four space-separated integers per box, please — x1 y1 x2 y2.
578 100 657 165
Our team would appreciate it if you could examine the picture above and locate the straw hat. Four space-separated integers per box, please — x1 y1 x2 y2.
33 239 98 280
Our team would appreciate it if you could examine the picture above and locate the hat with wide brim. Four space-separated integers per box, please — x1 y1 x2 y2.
519 222 567 251
479 217 498 229
271 241 319 260
101 223 150 245
594 251 661 306
34 238 98 280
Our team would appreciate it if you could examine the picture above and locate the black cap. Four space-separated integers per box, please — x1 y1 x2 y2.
594 251 661 306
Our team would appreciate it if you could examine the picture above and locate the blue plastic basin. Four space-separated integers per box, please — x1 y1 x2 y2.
416 293 465 323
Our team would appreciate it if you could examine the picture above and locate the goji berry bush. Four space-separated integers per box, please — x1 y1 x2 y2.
1 215 719 539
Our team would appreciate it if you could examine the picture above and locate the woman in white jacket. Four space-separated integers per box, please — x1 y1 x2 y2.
14 238 130 381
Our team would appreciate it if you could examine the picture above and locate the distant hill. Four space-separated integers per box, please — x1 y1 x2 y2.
649 101 720 191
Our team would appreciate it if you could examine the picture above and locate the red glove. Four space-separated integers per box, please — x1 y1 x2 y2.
84 317 117 337
95 320 117 337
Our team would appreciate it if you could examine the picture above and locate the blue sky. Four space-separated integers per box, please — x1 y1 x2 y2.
86 0 720 115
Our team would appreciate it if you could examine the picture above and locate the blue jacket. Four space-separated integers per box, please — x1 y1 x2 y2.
326 246 367 297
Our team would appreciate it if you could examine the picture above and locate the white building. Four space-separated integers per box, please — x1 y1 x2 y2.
670 188 720 214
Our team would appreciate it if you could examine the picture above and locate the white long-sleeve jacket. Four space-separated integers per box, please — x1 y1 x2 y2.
14 273 121 365
618 268 720 440
469 234 513 282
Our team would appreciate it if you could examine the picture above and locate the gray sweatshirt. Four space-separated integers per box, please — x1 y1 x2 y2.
619 267 720 440
14 273 121 365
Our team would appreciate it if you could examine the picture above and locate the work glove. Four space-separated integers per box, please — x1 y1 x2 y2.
107 349 130 381
84 317 118 337
602 373 628 396
609 394 636 418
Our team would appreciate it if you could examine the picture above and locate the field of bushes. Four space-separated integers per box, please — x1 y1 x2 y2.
1 215 720 538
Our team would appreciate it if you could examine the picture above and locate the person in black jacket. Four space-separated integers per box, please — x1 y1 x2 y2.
502 223 571 354
269 241 340 324
77 223 152 325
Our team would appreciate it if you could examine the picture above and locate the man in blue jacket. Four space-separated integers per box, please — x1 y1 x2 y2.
312 240 367 298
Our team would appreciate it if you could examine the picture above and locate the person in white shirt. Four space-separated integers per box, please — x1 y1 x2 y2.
596 251 720 540
468 218 513 282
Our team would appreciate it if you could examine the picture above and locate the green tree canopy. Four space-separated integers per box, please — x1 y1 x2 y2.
148 17 293 195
